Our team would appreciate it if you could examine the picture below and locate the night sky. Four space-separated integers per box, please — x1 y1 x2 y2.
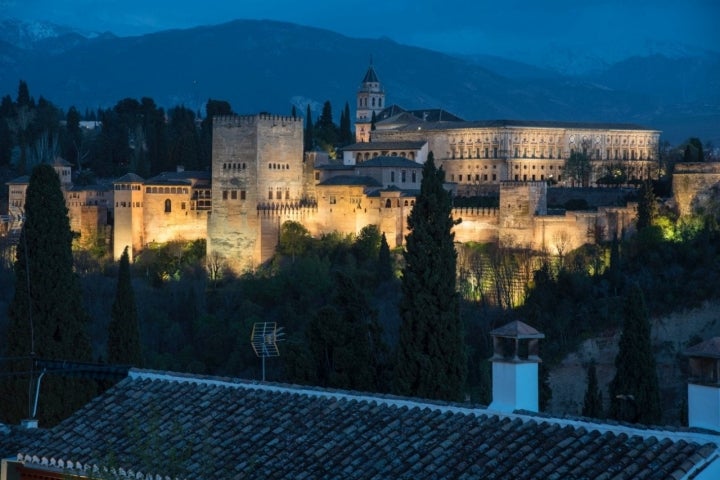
4 0 719 61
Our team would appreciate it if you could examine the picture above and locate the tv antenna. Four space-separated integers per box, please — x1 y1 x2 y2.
250 322 284 381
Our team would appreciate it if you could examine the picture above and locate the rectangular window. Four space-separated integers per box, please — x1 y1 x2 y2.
181 202 186 210
329 196 337 205
268 190 273 200
222 190 228 200
390 171 395 182
240 190 246 200
401 170 406 183
315 172 320 181
231 190 237 200
492 174 497 181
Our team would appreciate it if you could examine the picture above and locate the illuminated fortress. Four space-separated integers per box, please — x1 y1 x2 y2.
6 65 677 272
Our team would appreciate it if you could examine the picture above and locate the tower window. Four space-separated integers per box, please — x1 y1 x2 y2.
164 199 171 213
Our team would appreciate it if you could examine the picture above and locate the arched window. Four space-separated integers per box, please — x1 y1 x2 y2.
164 199 171 213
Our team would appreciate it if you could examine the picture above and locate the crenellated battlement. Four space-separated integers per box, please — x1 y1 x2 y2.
452 206 499 217
213 114 303 127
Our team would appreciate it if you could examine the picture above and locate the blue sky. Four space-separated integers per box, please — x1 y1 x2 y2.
3 0 719 60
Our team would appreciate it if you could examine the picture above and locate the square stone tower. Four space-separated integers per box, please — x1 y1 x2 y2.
208 114 304 272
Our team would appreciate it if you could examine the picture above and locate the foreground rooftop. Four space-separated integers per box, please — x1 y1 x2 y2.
3 369 719 479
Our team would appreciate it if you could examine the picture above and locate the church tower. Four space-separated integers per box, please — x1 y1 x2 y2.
355 63 385 143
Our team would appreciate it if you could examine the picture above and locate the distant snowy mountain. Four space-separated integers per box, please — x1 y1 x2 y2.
501 39 719 76
0 19 716 145
0 19 77 49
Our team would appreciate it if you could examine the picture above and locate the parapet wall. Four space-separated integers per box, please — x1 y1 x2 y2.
213 114 303 128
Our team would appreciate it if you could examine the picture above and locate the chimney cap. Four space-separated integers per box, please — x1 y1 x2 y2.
684 337 720 359
490 320 544 340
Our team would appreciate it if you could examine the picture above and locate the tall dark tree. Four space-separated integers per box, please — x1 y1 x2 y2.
1 164 95 426
304 104 313 152
339 101 353 145
167 106 201 171
14 81 35 174
377 233 393 282
636 181 657 230
683 137 705 163
582 361 603 418
108 247 142 366
62 106 83 168
608 284 662 424
200 99 233 169
394 152 466 400
139 97 167 175
0 113 11 166
315 100 338 151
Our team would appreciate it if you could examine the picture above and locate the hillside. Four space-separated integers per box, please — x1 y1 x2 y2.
0 19 718 145
549 300 720 424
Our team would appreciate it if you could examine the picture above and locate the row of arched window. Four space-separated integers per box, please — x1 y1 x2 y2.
223 163 247 170
146 186 189 195
269 163 290 170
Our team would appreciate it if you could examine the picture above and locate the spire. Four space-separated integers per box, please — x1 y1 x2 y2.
362 64 379 84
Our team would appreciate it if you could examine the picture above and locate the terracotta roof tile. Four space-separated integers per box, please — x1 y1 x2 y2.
6 369 720 479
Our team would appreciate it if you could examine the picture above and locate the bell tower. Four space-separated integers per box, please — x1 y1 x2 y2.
355 62 385 143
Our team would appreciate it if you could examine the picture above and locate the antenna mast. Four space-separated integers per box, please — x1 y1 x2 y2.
250 322 284 382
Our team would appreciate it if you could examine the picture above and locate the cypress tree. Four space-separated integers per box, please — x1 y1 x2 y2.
636 181 657 230
394 152 466 401
582 361 603 418
1 163 95 426
340 101 352 145
377 233 393 282
304 104 313 152
608 284 662 424
108 247 142 366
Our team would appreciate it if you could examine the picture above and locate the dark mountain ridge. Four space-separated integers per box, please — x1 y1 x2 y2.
1 19 717 145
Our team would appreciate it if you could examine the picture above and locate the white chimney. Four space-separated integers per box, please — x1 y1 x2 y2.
685 337 720 430
489 320 544 413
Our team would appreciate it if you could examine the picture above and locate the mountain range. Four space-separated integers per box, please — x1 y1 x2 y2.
1 18 718 146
